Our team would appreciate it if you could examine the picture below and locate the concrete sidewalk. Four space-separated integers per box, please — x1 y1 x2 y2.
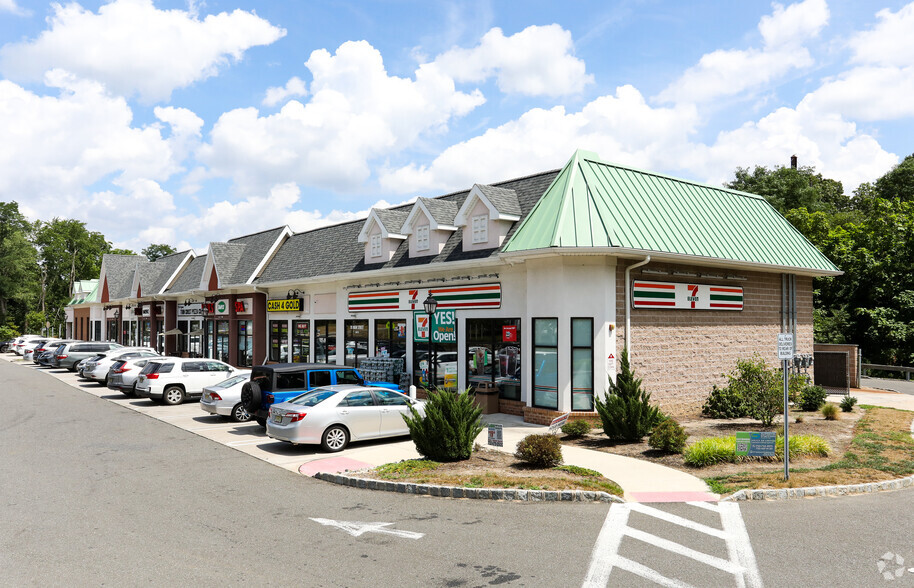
830 386 914 411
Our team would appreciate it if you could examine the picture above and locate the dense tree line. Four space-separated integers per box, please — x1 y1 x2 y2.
726 154 914 365
0 201 175 339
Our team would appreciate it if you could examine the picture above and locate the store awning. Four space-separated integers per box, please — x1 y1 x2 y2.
162 328 184 335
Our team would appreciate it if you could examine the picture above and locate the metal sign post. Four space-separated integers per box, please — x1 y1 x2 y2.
777 333 794 481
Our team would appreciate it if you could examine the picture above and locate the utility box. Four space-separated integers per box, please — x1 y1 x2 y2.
473 382 500 414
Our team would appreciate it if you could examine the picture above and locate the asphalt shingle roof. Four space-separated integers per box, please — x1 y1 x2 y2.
214 226 285 285
419 197 459 227
255 170 559 284
373 209 410 235
475 184 521 216
101 254 145 300
167 255 207 295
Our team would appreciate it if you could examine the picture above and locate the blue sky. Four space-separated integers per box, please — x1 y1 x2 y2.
0 0 911 252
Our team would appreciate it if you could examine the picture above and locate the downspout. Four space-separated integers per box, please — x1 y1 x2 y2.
624 255 651 357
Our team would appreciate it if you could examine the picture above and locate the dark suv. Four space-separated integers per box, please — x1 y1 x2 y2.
241 363 397 427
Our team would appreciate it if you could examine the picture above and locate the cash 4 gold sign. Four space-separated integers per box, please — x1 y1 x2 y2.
267 298 303 312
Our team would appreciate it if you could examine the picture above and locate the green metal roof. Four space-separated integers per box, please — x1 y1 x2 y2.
68 279 99 305
502 150 840 274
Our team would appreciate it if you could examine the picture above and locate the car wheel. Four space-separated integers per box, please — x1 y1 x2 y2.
103 374 111 387
255 417 266 428
240 381 262 413
162 385 186 406
121 383 136 397
231 402 252 422
321 425 349 452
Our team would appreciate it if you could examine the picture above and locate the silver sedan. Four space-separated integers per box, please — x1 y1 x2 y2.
266 385 424 452
199 372 253 422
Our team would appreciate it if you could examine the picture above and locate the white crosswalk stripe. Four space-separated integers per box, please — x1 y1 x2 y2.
583 501 763 588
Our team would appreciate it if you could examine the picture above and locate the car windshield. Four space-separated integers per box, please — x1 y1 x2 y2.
214 375 249 388
288 388 338 407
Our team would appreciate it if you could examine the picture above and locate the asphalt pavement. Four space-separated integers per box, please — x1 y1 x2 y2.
862 375 914 396
5 358 914 587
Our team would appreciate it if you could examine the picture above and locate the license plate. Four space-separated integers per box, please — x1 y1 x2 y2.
273 414 282 423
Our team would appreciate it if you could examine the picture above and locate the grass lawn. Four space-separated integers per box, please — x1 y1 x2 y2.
705 406 914 494
350 449 624 496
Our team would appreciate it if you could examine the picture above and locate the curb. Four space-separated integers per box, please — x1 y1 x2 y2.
312 472 626 503
720 476 914 502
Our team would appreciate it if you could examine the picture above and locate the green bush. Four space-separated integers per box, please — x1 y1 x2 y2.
840 396 858 412
701 385 749 419
594 349 662 441
683 434 830 467
726 356 783 426
649 418 688 453
822 403 839 420
402 388 483 461
798 385 828 411
515 434 563 467
560 419 592 438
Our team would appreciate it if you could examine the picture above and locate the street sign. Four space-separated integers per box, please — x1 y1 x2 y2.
735 432 776 457
487 424 503 447
777 333 794 360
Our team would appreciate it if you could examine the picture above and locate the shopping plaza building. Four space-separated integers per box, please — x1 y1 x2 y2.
66 150 840 423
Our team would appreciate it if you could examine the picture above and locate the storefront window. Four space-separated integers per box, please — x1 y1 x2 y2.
140 320 150 348
106 319 118 342
412 317 459 390
466 318 521 400
270 320 289 362
189 320 202 358
237 320 253 367
374 319 406 358
292 321 309 363
533 318 558 409
216 320 230 364
128 321 138 346
155 320 163 352
205 320 214 359
177 320 188 353
314 320 336 364
344 320 369 367
94 321 102 342
571 318 594 411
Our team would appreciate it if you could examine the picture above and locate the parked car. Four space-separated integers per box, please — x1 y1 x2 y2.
199 372 253 422
267 385 425 452
107 357 158 397
51 342 121 371
36 340 79 366
240 363 399 427
21 339 51 361
30 339 65 364
11 335 41 355
135 358 243 405
0 339 14 353
82 348 159 385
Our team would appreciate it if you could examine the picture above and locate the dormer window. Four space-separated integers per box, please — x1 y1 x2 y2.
370 234 382 258
416 225 430 251
472 215 488 244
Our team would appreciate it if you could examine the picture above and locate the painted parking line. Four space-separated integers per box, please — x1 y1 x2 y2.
583 502 763 588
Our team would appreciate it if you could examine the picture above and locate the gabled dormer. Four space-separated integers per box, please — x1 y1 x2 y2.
357 208 408 264
454 184 521 252
399 197 459 258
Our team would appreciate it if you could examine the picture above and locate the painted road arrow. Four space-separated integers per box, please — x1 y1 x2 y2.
310 518 424 539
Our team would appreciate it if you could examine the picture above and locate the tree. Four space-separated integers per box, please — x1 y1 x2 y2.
0 202 37 327
142 243 177 261
25 310 45 334
109 248 136 256
594 349 662 441
874 154 914 202
726 165 850 214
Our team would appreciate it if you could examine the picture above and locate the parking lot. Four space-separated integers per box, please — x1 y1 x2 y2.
6 356 423 476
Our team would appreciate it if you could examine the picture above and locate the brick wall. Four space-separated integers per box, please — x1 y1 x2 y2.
615 261 814 414
499 399 525 417
523 406 600 425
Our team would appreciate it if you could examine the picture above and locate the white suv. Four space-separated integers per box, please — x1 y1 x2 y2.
135 358 242 405
82 348 160 384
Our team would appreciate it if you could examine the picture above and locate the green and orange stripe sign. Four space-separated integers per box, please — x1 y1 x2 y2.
632 280 743 311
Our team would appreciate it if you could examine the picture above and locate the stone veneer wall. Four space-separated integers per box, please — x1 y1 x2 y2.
615 261 814 416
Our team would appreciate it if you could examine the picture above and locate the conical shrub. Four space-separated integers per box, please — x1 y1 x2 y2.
402 388 483 461
594 348 662 441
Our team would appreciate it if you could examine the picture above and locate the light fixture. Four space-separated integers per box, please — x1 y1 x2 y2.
423 293 438 315
726 274 748 281
642 268 668 275
699 272 723 279
672 270 698 277
287 288 302 298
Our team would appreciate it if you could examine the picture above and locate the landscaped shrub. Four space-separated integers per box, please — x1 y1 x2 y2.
798 385 828 411
822 403 840 420
402 388 483 461
648 418 688 453
701 384 749 419
795 415 804 423
840 396 858 412
683 434 830 467
726 356 783 426
594 349 662 441
515 434 563 467
561 419 592 438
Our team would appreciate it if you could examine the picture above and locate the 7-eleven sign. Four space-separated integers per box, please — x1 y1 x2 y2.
414 314 430 342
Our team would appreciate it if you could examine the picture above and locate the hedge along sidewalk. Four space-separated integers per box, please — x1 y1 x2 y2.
312 471 625 503
721 400 914 502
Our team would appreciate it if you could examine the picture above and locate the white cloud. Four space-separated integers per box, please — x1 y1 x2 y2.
198 40 485 194
0 0 285 103
433 24 592 96
263 76 308 107
0 70 182 222
656 0 828 105
800 4 914 121
380 85 699 193
0 0 28 16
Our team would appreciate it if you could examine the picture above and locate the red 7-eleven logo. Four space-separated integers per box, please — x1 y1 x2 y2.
409 290 419 309
687 284 699 308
